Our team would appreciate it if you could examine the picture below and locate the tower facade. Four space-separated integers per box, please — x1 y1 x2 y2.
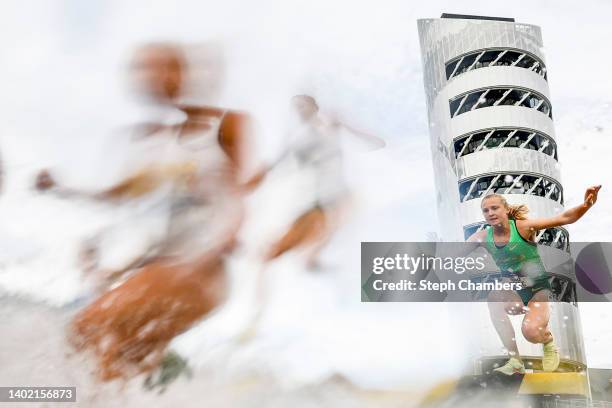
417 14 589 399
417 14 567 250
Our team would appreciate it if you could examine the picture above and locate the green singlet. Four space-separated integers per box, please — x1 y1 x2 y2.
485 219 551 305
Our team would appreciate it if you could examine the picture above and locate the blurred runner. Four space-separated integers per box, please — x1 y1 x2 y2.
240 94 385 341
35 42 259 381
265 94 385 268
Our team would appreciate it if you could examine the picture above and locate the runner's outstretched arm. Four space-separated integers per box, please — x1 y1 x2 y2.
520 185 601 231
336 121 386 150
34 164 197 202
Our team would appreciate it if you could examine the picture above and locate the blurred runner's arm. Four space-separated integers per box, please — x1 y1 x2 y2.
330 115 385 150
34 164 197 201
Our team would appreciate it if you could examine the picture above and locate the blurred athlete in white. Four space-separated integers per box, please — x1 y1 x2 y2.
36 42 260 381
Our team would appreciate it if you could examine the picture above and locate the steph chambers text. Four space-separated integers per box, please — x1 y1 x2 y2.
371 279 524 292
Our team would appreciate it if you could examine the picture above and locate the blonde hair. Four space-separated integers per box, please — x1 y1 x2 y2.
481 193 529 220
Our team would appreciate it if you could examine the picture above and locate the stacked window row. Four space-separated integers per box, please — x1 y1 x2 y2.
453 128 557 160
446 48 547 81
459 173 563 204
463 223 569 252
449 87 553 119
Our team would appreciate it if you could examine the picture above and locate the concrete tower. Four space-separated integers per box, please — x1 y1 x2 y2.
417 14 567 250
417 14 590 402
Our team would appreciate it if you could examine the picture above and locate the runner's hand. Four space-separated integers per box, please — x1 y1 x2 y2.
34 170 56 191
584 185 602 207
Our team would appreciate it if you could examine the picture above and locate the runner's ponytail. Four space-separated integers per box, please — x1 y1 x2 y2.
506 203 529 220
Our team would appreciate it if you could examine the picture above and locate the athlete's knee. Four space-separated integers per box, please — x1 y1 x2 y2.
301 207 327 230
521 322 546 343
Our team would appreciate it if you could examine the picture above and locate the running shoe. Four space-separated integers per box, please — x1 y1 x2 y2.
493 357 526 375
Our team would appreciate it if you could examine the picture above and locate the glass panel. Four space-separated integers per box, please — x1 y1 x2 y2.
457 90 485 115
455 53 478 76
449 97 462 117
454 139 464 157
445 48 547 81
495 50 521 66
479 50 499 66
538 103 550 115
533 64 544 75
514 54 535 69
486 130 509 148
518 131 534 150
460 173 562 202
468 132 487 153
454 129 557 159
459 180 473 201
524 94 541 108
446 59 459 80
501 89 525 105
481 88 506 106
534 228 568 252
530 134 542 150
544 142 553 156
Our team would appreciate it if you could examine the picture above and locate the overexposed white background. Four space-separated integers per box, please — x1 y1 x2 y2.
0 0 610 389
